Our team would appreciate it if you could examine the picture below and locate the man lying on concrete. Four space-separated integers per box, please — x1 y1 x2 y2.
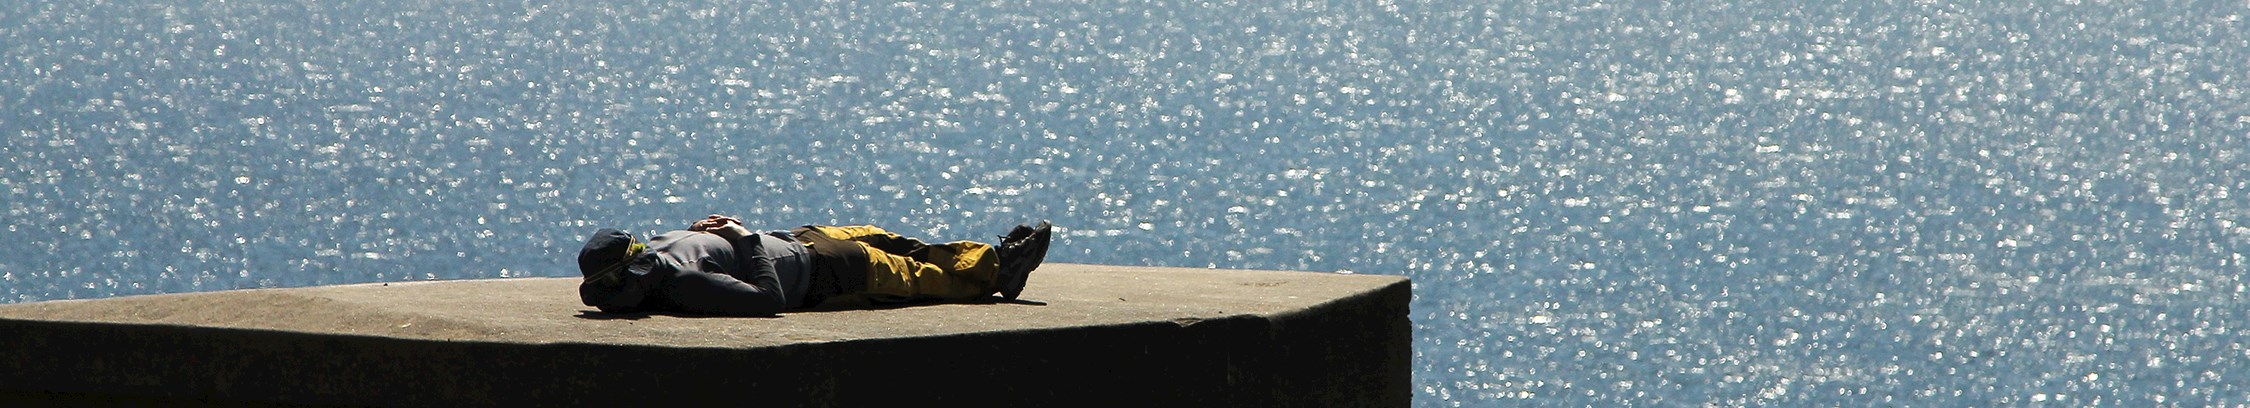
576 215 1053 316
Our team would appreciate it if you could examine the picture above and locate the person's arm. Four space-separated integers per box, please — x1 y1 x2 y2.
656 264 786 316
695 214 793 307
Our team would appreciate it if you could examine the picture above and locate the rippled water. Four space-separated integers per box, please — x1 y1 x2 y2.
5 0 2248 405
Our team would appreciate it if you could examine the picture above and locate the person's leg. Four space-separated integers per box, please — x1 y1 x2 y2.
804 225 1002 302
860 245 999 302
804 225 928 255
914 240 1002 286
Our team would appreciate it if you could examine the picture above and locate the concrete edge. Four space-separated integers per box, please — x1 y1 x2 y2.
0 268 1411 407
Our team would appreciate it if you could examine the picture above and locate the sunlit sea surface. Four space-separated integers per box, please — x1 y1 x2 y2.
5 0 2248 405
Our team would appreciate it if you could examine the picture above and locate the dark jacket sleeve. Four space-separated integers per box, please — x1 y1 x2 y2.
729 233 790 307
654 263 786 316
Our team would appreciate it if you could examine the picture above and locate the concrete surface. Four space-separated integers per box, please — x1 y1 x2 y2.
0 264 1410 406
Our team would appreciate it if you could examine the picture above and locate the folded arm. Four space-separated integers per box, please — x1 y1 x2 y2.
656 268 786 316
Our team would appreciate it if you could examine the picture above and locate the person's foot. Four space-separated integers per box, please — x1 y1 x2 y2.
994 221 1052 300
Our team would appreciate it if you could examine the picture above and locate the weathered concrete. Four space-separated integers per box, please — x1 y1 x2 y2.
0 264 1409 407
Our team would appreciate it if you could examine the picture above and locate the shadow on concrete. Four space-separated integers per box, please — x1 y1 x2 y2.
793 296 1049 313
571 310 781 320
570 297 1045 319
571 310 651 320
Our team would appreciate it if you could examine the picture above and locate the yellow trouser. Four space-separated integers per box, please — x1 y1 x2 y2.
803 225 1000 303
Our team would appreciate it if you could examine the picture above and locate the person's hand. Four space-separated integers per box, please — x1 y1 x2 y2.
688 214 737 231
690 214 752 240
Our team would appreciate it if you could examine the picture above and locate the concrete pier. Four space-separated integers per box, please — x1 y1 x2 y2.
0 264 1410 406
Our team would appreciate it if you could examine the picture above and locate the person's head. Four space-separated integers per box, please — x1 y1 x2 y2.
577 228 645 287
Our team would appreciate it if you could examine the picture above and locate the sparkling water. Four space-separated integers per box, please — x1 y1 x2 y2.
4 0 2247 405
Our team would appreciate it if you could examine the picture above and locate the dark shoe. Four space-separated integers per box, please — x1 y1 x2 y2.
994 221 1052 300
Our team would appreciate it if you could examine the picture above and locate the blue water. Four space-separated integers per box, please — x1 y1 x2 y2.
5 0 2248 405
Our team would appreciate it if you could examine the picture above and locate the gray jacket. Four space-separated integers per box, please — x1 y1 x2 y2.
578 230 812 315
